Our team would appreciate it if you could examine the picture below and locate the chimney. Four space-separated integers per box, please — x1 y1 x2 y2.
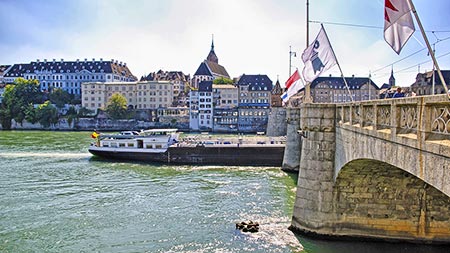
76 59 79 62
44 59 47 62
124 62 127 67
61 58 64 62
352 74 355 78
100 58 103 62
37 59 40 63
84 58 87 62
92 58 95 61
53 59 56 62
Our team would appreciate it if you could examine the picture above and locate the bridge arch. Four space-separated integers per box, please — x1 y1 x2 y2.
332 158 450 243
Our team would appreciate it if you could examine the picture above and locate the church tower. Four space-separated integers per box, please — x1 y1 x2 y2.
206 36 219 63
271 77 283 107
389 68 396 87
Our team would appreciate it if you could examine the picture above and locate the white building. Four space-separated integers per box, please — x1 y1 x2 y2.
82 81 173 112
2 58 137 96
189 81 213 130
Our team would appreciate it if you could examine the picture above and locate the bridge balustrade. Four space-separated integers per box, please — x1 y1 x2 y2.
337 95 450 142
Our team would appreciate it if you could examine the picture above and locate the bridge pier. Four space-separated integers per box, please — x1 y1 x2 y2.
290 103 337 233
282 108 301 172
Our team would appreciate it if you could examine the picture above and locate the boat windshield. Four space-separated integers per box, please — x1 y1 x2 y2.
141 129 178 136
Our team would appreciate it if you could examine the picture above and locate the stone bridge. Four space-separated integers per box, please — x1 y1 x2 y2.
287 95 450 243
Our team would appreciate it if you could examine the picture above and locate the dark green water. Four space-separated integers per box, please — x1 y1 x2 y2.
1 131 449 253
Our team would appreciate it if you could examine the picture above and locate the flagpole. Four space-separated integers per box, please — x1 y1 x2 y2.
407 0 448 95
304 0 313 103
320 24 354 102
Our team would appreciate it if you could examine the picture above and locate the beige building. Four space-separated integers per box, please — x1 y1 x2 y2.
298 76 379 103
213 84 238 109
82 81 173 111
411 70 450 96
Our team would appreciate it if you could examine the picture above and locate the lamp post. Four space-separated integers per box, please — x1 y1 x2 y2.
289 46 297 77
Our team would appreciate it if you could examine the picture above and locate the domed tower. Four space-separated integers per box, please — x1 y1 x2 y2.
206 36 219 64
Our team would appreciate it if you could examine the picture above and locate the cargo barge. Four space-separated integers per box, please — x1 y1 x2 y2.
88 129 285 166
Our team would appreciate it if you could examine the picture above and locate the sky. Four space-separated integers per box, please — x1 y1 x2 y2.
1 0 450 88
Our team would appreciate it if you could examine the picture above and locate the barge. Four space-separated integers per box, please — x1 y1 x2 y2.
88 129 285 166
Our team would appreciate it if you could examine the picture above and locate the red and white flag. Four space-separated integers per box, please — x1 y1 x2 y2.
384 0 415 54
281 70 304 103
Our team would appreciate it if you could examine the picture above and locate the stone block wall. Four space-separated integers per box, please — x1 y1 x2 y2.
266 107 287 136
329 159 450 243
291 103 336 229
281 107 301 172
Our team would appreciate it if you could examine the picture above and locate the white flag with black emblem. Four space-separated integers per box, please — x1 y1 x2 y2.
301 26 337 83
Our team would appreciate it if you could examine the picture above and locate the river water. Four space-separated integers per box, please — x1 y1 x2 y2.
0 131 449 253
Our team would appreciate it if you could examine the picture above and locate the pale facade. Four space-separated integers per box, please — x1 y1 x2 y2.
189 81 213 130
82 81 173 112
212 84 238 109
411 70 450 96
298 76 379 103
3 59 137 96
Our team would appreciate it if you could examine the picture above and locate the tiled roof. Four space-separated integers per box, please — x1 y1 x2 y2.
0 65 11 75
207 50 218 64
141 70 190 82
237 74 272 90
414 70 450 86
194 62 212 76
198 81 213 92
272 79 282 95
3 59 137 80
206 60 229 78
310 76 379 90
380 83 392 89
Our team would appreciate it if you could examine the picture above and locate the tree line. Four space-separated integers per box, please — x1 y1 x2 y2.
0 78 132 129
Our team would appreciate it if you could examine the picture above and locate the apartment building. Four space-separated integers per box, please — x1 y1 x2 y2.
82 81 173 112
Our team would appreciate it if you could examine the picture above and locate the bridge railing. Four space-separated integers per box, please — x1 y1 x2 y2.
337 95 450 140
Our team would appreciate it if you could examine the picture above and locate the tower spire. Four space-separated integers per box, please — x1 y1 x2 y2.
389 66 396 87
206 34 219 63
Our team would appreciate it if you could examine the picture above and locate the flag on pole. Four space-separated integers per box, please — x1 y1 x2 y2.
384 0 415 54
281 70 304 103
301 26 337 83
91 131 99 139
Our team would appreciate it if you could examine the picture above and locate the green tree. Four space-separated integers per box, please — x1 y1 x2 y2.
0 78 43 128
24 103 39 124
78 107 94 117
66 106 78 126
36 101 59 128
213 77 234 85
49 88 71 108
106 93 128 119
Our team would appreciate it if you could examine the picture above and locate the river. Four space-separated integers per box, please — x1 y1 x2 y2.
0 131 449 252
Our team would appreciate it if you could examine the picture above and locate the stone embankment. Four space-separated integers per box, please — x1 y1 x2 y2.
1 118 189 131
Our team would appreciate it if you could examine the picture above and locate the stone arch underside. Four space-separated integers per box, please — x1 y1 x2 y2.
332 159 450 243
